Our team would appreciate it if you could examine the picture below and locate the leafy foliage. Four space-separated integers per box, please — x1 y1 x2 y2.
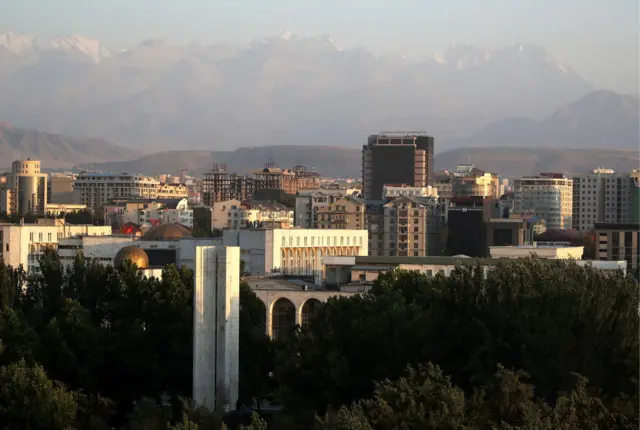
276 258 639 427
0 359 77 429
0 249 637 429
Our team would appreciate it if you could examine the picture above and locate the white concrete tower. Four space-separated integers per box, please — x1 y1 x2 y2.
193 245 240 412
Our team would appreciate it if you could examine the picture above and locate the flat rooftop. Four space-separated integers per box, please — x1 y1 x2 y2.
244 276 320 291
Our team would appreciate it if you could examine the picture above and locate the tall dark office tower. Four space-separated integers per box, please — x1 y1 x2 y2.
362 132 435 200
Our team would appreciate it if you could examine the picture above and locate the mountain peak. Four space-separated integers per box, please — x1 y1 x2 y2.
0 30 37 54
277 30 294 41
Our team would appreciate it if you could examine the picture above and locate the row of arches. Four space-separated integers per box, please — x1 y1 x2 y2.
271 298 323 341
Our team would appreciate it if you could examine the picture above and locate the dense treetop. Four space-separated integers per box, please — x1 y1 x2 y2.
0 251 637 429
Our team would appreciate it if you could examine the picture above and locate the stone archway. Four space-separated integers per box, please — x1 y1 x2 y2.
271 297 296 341
299 298 323 330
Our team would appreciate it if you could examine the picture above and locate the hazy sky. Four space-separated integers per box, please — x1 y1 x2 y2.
2 0 638 93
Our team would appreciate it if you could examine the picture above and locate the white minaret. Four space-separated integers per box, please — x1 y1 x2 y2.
193 245 240 412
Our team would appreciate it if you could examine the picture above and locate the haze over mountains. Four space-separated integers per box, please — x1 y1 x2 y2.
0 30 637 177
4 29 632 151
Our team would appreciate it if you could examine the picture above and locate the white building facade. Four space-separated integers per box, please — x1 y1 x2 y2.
514 174 573 229
382 185 438 199
74 173 160 209
58 235 135 267
120 198 194 228
222 228 368 282
0 222 111 273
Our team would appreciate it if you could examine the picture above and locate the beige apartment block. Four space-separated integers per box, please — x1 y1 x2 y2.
294 189 347 228
157 183 189 199
211 199 242 230
317 196 366 230
368 195 444 257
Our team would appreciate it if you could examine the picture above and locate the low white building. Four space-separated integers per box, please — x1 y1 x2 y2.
323 255 628 289
489 244 584 260
222 228 368 281
120 198 194 228
0 221 111 273
230 201 294 229
57 224 221 271
382 185 438 199
58 235 135 267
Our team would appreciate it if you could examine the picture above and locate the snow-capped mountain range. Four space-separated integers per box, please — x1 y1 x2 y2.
0 30 109 63
2 29 626 152
0 30 572 70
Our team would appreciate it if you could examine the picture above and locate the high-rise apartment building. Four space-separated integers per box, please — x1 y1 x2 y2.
572 168 640 232
0 159 48 216
73 172 160 209
362 132 435 200
201 164 254 207
367 195 446 257
514 173 573 229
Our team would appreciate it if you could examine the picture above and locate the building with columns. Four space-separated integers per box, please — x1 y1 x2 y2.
222 228 368 282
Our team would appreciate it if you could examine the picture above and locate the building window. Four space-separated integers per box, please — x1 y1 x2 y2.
39 233 43 241
30 233 34 241
48 233 52 242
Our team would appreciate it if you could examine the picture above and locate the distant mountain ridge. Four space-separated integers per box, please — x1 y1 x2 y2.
0 30 594 151
76 146 638 180
452 91 639 150
2 89 638 175
0 123 138 169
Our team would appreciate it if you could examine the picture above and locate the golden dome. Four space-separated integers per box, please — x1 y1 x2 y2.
114 246 149 269
141 223 193 241
140 223 192 241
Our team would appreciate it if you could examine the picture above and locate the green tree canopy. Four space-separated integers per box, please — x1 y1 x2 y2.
276 258 639 425
0 359 77 429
